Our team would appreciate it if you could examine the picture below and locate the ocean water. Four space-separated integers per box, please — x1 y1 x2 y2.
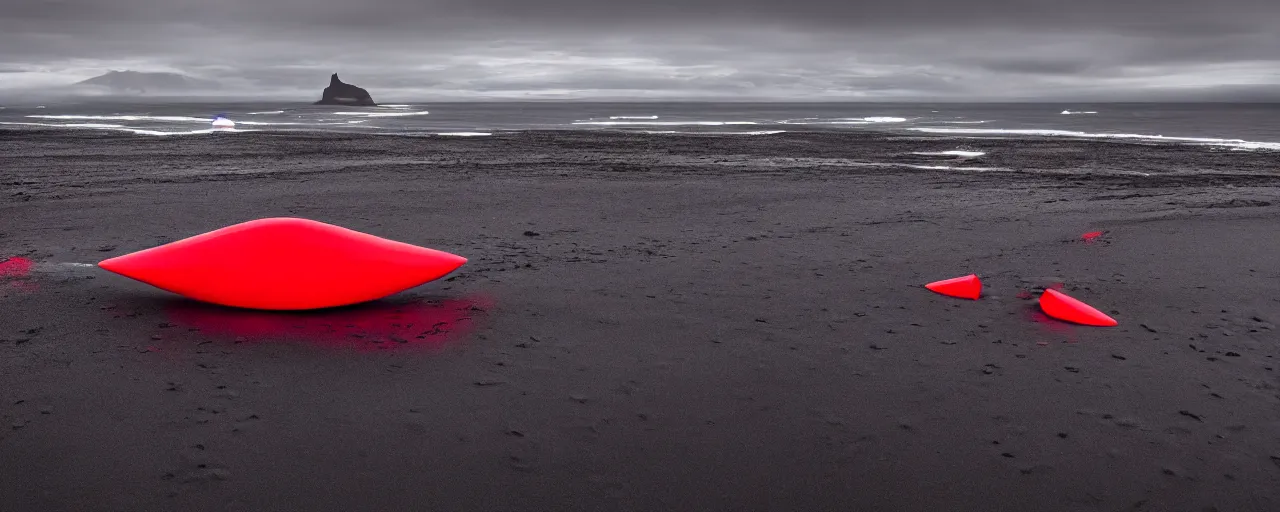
0 102 1277 151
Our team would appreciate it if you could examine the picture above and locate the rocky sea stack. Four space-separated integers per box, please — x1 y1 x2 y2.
314 73 376 106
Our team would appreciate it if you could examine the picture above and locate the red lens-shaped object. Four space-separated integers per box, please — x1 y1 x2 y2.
98 218 467 310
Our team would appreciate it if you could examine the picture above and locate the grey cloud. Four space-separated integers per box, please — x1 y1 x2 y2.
4 0 1279 35
974 59 1097 76
1 0 1277 100
1119 31 1280 64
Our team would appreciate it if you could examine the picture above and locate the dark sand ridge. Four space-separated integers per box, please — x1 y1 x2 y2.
1 130 1278 511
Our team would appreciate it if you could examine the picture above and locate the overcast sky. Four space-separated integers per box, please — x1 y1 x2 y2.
1 0 1278 100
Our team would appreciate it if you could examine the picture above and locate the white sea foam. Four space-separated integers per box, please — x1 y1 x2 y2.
435 132 491 136
124 128 256 136
573 119 757 125
1 121 255 136
1061 110 1098 115
235 121 306 126
610 115 659 119
27 114 210 122
907 127 1280 151
1 121 115 129
899 164 1005 171
779 116 909 125
332 110 429 117
1223 141 1280 151
913 150 986 157
246 110 285 115
57 123 127 129
640 130 784 135
778 119 864 125
1 121 139 131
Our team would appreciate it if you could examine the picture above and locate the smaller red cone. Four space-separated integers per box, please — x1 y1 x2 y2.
925 274 981 300
1039 288 1117 326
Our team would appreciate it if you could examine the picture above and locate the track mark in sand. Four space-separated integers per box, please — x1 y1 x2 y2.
1173 198 1274 209
1178 410 1204 422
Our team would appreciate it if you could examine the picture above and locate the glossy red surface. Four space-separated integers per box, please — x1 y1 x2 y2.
924 274 982 300
98 218 467 310
1039 288 1117 327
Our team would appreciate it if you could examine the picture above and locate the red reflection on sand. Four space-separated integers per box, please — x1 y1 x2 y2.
1081 231 1104 243
164 294 493 351
1027 307 1080 342
0 257 32 277
1 257 38 293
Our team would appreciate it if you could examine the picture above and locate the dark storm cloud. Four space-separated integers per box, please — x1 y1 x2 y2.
975 59 1096 76
1 0 1277 99
6 0 1279 31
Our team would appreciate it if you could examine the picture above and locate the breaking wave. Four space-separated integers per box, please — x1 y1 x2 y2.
913 150 986 157
639 130 785 135
0 122 124 129
232 120 309 126
0 121 254 136
899 164 1005 171
573 120 758 126
778 116 909 125
907 127 1280 151
331 111 429 117
26 114 210 122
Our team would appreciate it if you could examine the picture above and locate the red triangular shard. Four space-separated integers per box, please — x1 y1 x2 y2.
925 274 981 300
98 218 467 310
1039 289 1117 326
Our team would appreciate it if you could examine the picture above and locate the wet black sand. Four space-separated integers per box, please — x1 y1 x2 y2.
2 130 1279 511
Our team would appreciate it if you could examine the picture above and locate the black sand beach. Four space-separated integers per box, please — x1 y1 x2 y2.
2 130 1279 511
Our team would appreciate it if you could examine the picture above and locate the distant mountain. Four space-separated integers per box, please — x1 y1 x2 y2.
73 70 222 94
